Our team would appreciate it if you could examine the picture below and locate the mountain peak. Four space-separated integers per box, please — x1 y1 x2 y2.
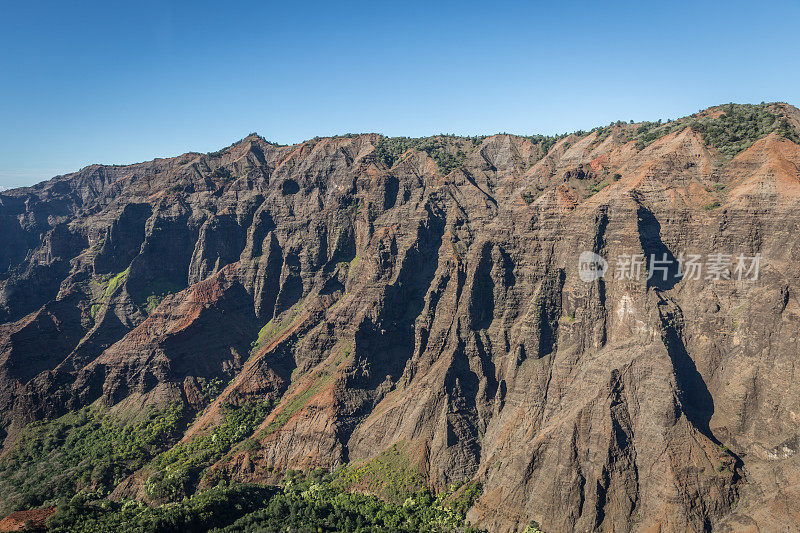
1 102 800 531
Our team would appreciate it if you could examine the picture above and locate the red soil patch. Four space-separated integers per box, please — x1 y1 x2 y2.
0 507 55 532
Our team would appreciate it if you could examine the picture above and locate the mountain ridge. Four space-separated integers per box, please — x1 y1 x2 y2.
1 102 800 532
6 102 797 200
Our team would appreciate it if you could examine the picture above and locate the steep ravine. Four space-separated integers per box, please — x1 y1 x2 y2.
1 103 800 531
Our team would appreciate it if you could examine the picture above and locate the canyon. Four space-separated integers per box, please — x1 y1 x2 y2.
1 103 800 532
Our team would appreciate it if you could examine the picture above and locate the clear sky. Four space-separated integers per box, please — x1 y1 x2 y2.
1 0 798 189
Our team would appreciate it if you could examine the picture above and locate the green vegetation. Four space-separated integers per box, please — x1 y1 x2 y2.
689 103 800 157
373 135 478 174
629 103 800 156
632 119 687 150
47 471 486 533
448 481 483 519
703 200 721 211
373 132 574 174
197 376 227 403
250 319 282 353
589 123 625 146
778 117 799 141
249 306 301 355
104 269 129 300
346 254 361 274
333 342 352 365
142 278 183 313
588 180 610 194
0 405 184 515
48 483 276 533
521 133 571 160
261 373 330 436
333 441 426 503
90 268 129 318
2 406 488 532
145 401 271 501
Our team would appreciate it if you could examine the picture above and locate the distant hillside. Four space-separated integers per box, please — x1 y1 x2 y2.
1 102 799 532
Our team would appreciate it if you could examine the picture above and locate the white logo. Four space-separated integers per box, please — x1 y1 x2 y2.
577 251 761 283
578 251 608 282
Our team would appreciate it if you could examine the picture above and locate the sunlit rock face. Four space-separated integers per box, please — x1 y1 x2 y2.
2 103 800 531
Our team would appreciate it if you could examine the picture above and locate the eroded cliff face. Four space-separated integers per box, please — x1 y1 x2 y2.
1 104 800 531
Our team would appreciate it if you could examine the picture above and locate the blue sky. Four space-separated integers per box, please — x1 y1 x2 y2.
1 0 798 189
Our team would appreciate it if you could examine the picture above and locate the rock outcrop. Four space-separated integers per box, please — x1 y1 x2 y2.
1 103 800 531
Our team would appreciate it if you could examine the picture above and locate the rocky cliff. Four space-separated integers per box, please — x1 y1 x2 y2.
1 103 800 532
